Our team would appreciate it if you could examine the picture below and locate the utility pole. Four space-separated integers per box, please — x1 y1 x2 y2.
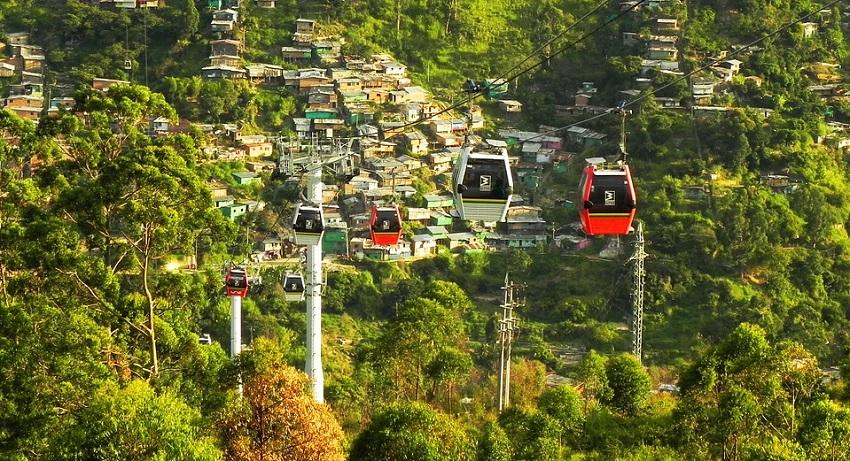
497 273 522 411
629 222 647 363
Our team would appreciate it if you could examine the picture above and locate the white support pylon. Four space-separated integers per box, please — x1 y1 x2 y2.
230 294 243 396
230 295 242 359
305 167 324 403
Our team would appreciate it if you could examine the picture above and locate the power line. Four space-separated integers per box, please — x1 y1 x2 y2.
485 0 611 97
519 0 843 144
392 0 650 134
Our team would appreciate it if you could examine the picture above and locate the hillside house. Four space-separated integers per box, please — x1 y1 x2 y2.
243 142 273 158
257 0 275 7
429 119 453 134
221 203 247 221
313 118 345 137
373 170 413 188
312 41 342 63
209 55 241 67
232 172 260 185
647 45 677 61
8 83 43 97
402 86 428 103
211 19 235 32
499 100 523 113
396 131 428 155
398 102 421 121
423 194 454 209
307 88 337 109
211 9 238 29
210 39 240 57
641 59 680 74
655 97 683 109
256 238 283 259
380 121 405 139
150 116 170 133
382 62 407 76
281 46 312 62
410 234 437 257
10 44 43 58
246 63 284 82
360 88 388 104
430 210 454 227
406 207 431 225
396 154 423 170
428 152 453 173
653 18 679 32
648 35 678 48
436 133 461 148
349 175 379 192
447 232 480 251
566 126 607 148
296 18 316 34
4 95 42 109
0 62 15 78
357 124 380 140
691 78 716 104
336 77 363 93
360 139 397 157
499 206 547 236
202 65 246 79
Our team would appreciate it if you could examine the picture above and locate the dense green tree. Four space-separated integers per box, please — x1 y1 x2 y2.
603 353 651 416
538 385 585 439
349 402 474 461
477 421 512 461
52 380 220 460
798 400 850 461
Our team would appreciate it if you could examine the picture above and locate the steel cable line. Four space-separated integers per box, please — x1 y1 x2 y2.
391 0 652 134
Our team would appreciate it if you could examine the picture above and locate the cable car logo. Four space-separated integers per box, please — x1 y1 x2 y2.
304 219 313 229
290 283 297 290
480 175 492 192
604 190 616 206
381 220 390 230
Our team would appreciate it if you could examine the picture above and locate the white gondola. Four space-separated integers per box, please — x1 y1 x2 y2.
452 142 513 223
283 272 306 302
292 203 324 246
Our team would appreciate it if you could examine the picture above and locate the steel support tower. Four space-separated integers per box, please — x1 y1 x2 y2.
629 222 647 362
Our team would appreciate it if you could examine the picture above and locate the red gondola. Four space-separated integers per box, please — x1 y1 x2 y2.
578 163 637 236
225 266 250 298
370 205 403 246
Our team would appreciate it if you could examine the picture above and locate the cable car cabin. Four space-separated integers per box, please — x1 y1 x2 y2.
578 164 637 236
225 267 250 298
370 205 403 246
452 147 513 223
292 203 324 246
282 273 305 302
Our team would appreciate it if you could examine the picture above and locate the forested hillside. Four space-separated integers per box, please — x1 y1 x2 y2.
3 0 850 459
